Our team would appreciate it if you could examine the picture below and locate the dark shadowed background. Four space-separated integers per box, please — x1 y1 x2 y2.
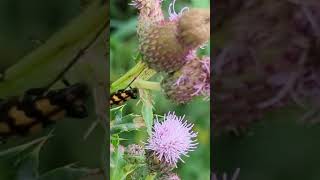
0 0 106 179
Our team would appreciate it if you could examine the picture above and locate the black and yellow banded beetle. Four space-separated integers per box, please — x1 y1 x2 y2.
110 68 145 107
110 87 138 106
0 83 88 140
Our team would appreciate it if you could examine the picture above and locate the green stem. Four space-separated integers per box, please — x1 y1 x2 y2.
110 61 145 92
110 61 156 93
134 79 161 91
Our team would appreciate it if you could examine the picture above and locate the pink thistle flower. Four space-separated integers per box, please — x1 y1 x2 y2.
145 112 198 167
168 0 189 21
177 56 210 97
161 56 210 103
185 49 197 62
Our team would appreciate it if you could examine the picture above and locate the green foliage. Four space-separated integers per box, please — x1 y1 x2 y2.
110 106 146 134
0 135 97 180
110 0 210 179
110 105 148 179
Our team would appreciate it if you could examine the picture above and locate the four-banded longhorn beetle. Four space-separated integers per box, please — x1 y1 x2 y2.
0 83 88 140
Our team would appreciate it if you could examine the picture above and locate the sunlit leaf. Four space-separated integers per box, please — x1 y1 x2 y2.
111 144 126 180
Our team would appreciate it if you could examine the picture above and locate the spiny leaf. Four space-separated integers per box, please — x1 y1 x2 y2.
0 132 53 157
111 144 126 180
113 114 140 125
14 132 50 180
111 123 143 134
0 133 53 179
110 105 125 122
111 112 145 134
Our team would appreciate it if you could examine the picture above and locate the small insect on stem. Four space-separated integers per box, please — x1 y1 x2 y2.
109 69 144 107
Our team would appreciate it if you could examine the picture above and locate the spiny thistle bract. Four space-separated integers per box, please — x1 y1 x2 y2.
161 56 210 104
131 0 210 72
145 112 198 168
124 144 145 164
139 21 189 72
146 151 176 174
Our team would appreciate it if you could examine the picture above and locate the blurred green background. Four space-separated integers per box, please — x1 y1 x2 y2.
110 0 210 179
0 0 106 179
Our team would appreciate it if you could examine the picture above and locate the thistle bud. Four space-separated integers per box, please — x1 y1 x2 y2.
135 1 210 73
139 22 189 72
178 8 210 48
161 56 210 104
131 0 164 30
146 150 176 174
124 144 145 164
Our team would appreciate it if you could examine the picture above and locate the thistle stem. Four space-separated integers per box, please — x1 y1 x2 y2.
134 79 161 91
110 60 156 93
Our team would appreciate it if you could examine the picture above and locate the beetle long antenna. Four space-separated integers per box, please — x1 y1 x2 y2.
124 68 145 90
